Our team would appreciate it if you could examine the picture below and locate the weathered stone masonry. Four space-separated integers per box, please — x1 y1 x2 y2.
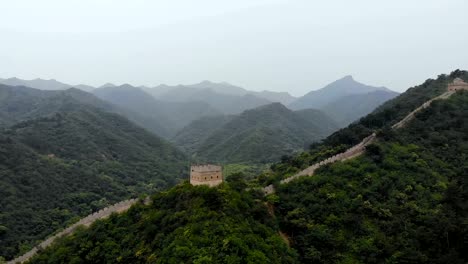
7 199 139 264
190 164 223 187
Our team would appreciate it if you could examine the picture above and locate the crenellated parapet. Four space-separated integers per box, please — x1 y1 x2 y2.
7 198 139 264
263 79 462 195
448 78 468 91
190 164 223 187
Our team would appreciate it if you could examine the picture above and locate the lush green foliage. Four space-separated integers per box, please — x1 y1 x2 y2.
0 109 187 259
223 163 270 180
28 181 298 264
323 70 468 148
270 70 468 176
4 71 468 263
174 103 338 164
273 91 468 263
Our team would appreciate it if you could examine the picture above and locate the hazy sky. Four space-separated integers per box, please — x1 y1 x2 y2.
1 0 467 96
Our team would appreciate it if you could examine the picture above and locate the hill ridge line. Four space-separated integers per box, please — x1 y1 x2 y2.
7 199 141 264
262 88 457 195
5 82 462 263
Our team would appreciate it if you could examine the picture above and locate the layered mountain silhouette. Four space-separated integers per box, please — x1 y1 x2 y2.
0 84 172 138
92 85 222 137
0 77 94 91
289 76 399 126
1 76 398 136
147 80 296 106
321 90 399 126
173 102 338 163
0 84 187 259
24 71 468 264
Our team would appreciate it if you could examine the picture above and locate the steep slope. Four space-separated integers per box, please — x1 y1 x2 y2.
176 103 338 163
273 90 468 263
27 183 298 264
321 90 399 127
92 85 222 137
0 106 187 260
0 84 171 139
24 71 468 264
92 84 174 136
321 70 468 149
171 115 234 154
290 75 393 110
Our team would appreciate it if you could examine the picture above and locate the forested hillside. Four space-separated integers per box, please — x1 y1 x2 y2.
27 182 298 263
174 103 338 164
24 71 468 264
92 84 223 137
273 90 467 263
0 106 187 259
0 84 170 139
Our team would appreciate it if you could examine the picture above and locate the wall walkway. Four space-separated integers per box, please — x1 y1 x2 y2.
263 89 457 195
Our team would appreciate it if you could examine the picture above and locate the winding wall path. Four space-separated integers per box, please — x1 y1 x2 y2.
263 89 457 195
6 82 464 263
7 199 139 264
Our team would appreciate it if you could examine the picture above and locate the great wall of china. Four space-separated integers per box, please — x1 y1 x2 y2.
7 199 139 264
6 78 468 263
263 78 467 195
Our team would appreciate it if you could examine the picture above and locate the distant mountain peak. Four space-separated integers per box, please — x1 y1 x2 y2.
199 80 214 85
289 76 397 112
99 83 117 89
119 83 135 89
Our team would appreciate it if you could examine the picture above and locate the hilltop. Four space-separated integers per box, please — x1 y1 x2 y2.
174 102 338 164
289 76 399 126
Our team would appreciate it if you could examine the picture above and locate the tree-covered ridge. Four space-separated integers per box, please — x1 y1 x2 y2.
266 70 468 179
174 103 338 164
0 108 187 260
0 84 172 139
323 70 468 147
274 91 468 263
27 182 298 264
8 71 468 263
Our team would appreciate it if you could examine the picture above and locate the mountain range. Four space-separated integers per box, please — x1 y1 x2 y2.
289 75 399 126
21 70 467 264
173 103 338 163
0 87 187 259
0 77 94 92
0 76 399 131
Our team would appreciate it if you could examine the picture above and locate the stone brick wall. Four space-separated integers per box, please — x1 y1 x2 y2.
190 164 223 187
448 78 468 91
262 79 462 195
7 199 139 264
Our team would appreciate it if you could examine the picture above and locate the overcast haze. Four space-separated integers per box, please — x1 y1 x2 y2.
1 0 467 96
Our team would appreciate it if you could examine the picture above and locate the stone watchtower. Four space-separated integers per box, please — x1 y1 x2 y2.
448 78 468 91
190 164 223 187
